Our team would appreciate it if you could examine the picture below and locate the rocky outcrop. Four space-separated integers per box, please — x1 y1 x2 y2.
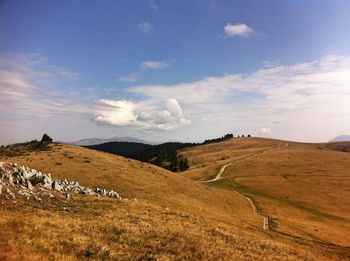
0 162 121 202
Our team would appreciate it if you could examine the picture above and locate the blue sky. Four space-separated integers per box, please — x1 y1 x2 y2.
1 0 350 144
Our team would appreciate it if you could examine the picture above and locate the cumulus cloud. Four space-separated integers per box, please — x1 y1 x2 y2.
118 73 138 83
94 100 136 126
94 98 190 131
138 22 153 33
140 61 169 69
224 23 254 37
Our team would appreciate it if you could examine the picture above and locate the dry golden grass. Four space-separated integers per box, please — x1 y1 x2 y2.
181 137 350 256
1 141 349 260
0 195 316 261
0 143 259 226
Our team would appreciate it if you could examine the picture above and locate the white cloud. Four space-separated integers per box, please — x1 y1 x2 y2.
94 98 190 131
224 23 254 37
0 54 85 118
2 53 350 143
0 53 94 144
94 100 136 126
138 22 153 33
118 73 138 83
140 61 169 69
258 128 272 135
127 55 350 141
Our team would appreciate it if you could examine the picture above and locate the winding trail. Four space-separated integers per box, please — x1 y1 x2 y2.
198 146 350 251
200 160 350 251
201 162 270 230
200 163 232 183
245 195 270 231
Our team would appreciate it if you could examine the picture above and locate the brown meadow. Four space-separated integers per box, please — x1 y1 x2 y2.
1 138 350 260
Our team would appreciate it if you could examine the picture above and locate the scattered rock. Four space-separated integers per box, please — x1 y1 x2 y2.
26 180 33 190
0 162 121 202
0 162 5 172
52 180 62 191
8 174 14 186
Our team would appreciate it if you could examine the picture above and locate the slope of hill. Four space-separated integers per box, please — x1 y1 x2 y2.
180 138 350 251
330 135 350 142
321 141 350 153
1 141 346 260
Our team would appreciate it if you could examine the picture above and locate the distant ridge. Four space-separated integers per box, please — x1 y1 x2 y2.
71 136 155 146
330 135 350 142
86 141 152 157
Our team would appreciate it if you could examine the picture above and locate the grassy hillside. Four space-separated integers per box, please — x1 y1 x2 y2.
1 141 349 260
180 137 350 250
320 141 350 153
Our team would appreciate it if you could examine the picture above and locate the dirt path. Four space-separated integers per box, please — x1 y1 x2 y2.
202 162 270 230
199 149 350 250
245 195 270 230
200 163 232 183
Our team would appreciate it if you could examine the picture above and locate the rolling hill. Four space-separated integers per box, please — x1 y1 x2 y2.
1 138 349 260
180 137 350 250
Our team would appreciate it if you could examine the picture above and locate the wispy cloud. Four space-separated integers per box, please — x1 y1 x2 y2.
2 53 350 142
224 23 254 37
149 0 158 11
138 22 153 33
0 53 189 135
127 55 350 140
118 73 139 83
140 61 169 69
0 53 87 119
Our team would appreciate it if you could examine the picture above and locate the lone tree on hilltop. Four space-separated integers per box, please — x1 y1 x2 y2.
41 134 53 143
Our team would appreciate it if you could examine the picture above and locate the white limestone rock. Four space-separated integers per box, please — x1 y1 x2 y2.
26 180 34 190
52 180 62 191
1 162 122 201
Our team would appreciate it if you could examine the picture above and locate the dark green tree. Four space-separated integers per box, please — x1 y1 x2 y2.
179 158 189 171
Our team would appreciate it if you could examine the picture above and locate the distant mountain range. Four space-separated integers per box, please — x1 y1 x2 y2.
71 137 156 146
330 135 350 142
